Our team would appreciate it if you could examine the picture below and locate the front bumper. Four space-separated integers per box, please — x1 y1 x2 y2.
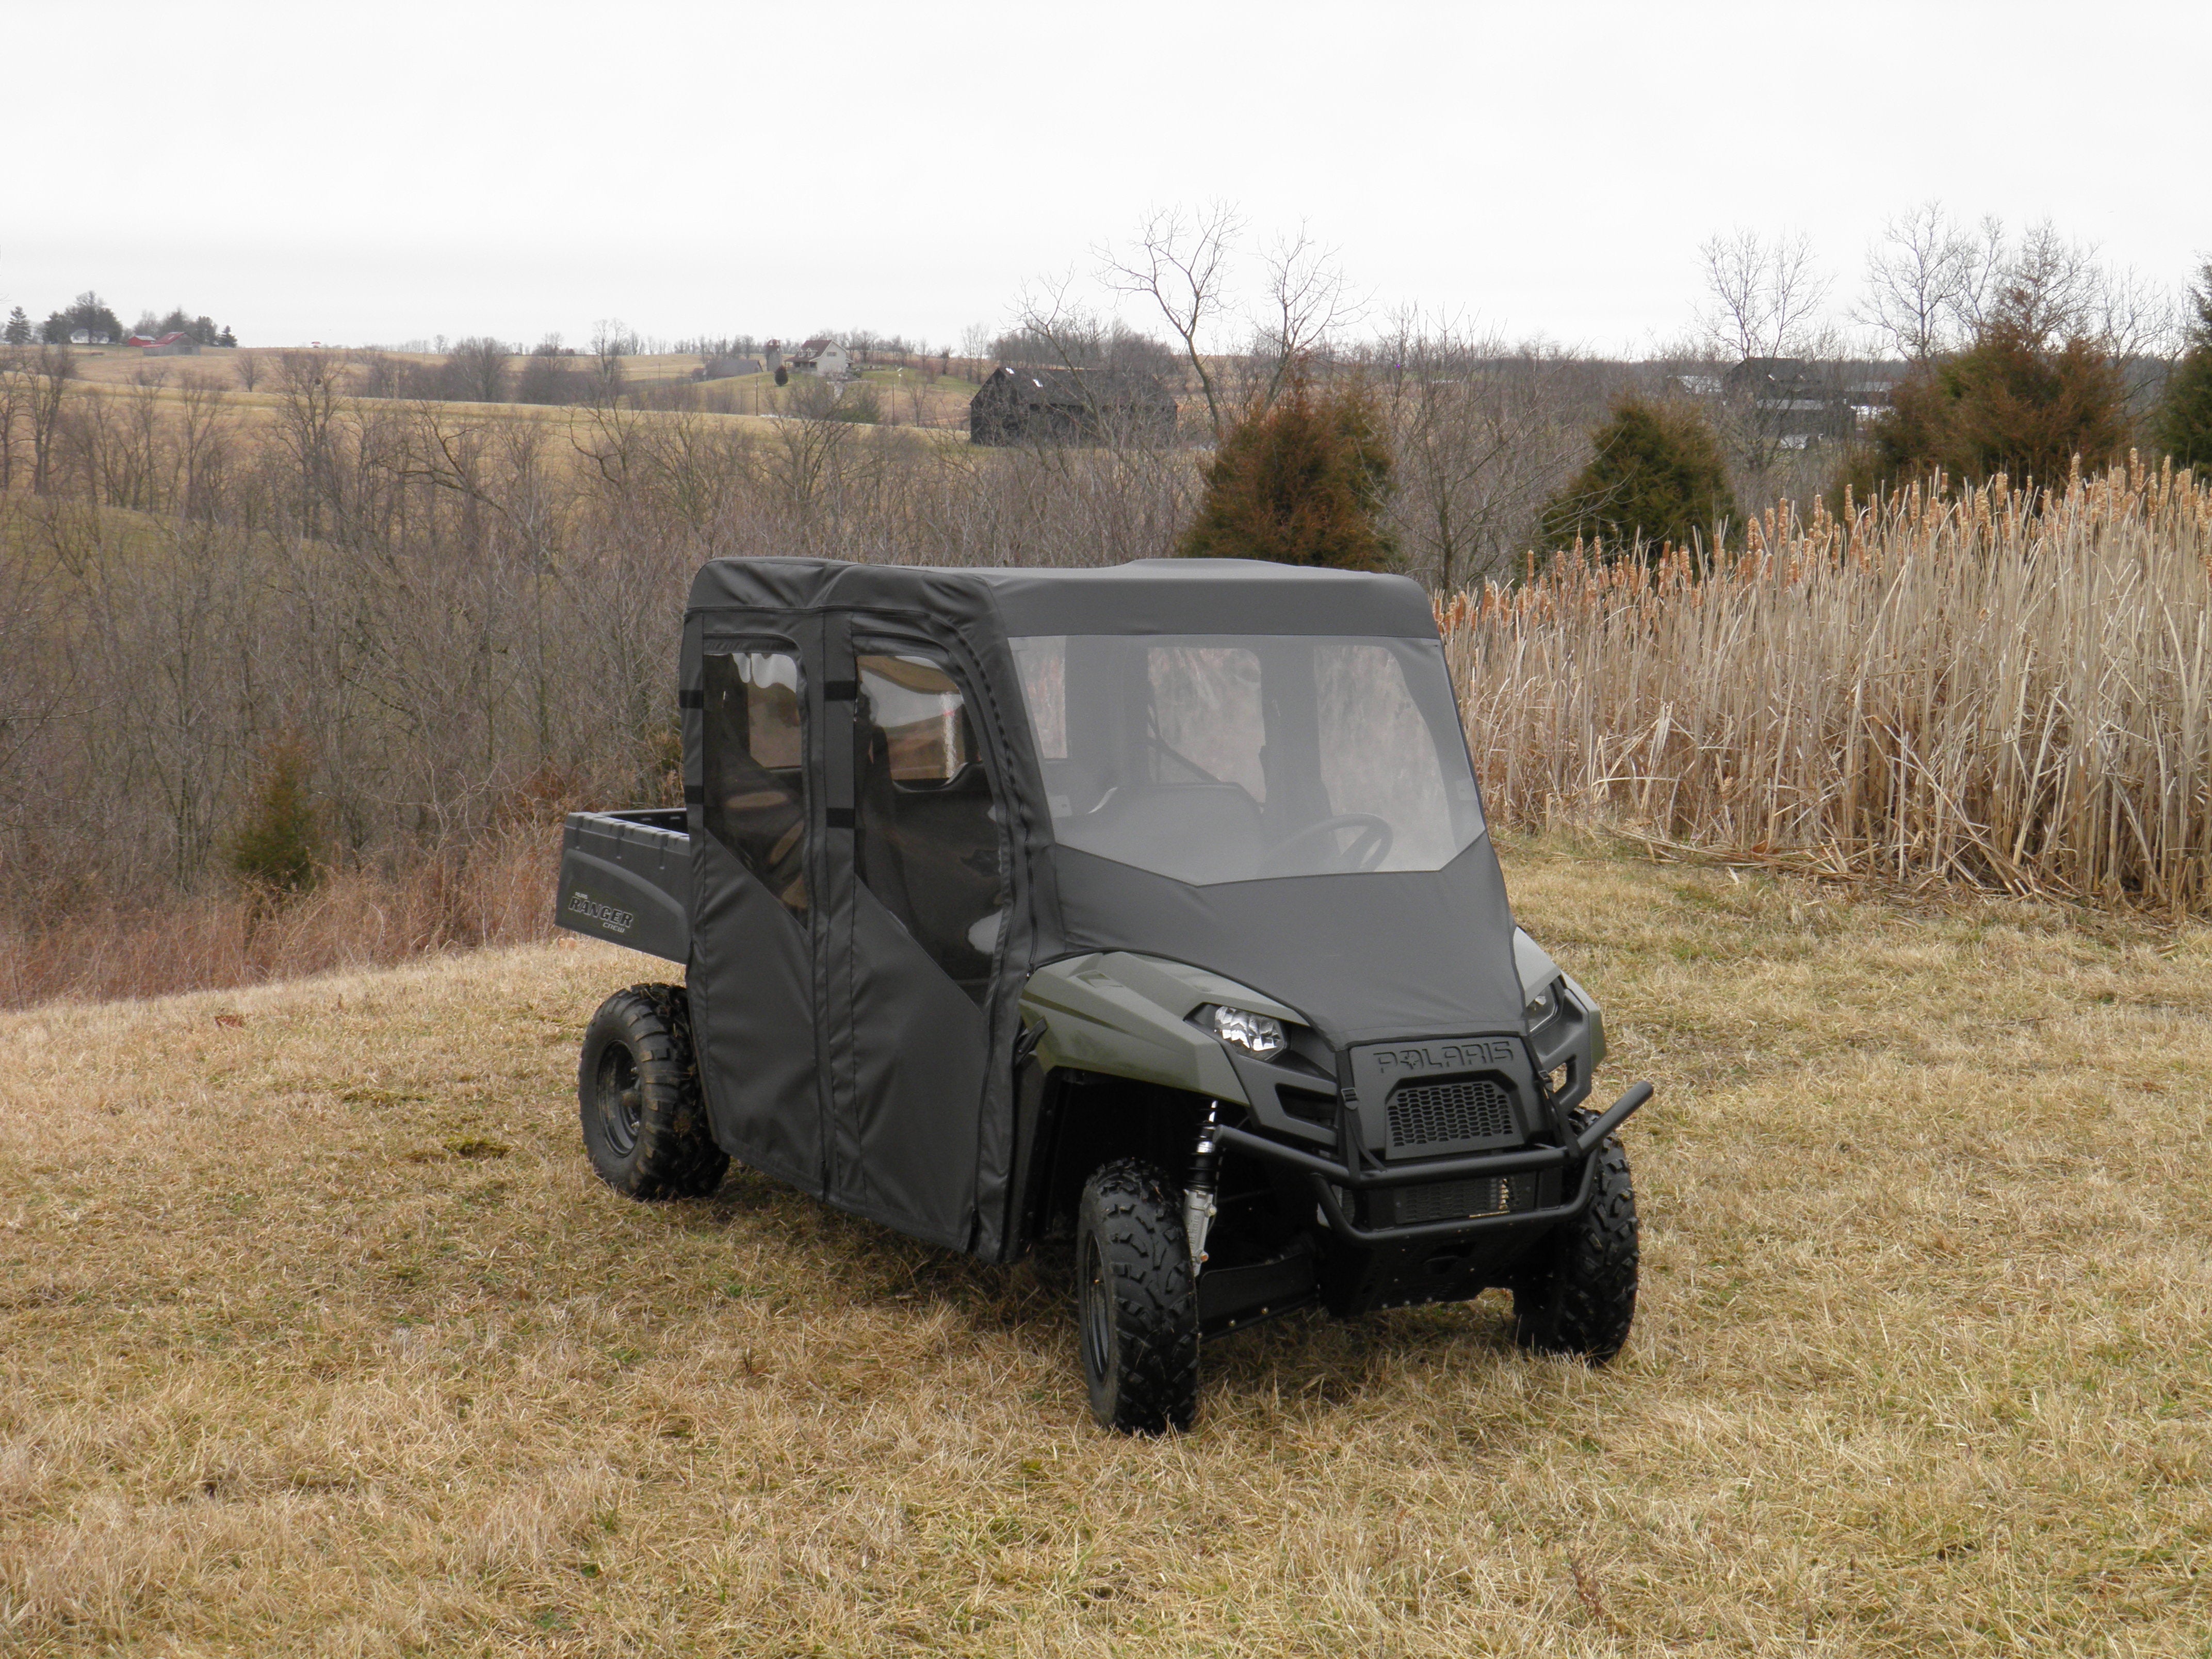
1216 1080 1652 1246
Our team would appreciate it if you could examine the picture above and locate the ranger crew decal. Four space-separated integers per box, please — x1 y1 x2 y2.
567 891 635 934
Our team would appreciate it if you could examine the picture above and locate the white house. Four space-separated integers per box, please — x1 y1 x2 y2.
767 337 851 380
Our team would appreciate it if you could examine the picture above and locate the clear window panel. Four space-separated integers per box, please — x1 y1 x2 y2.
855 653 1006 1004
702 651 808 917
1011 633 1482 886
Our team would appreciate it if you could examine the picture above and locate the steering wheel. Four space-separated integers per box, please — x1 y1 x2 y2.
1260 813 1394 876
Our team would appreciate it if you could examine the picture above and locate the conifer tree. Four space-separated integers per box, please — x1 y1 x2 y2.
2155 260 2212 469
230 738 322 895
1176 377 1396 569
1859 282 2130 491
1540 397 1737 556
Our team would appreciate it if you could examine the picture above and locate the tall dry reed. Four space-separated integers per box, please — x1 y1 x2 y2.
1444 456 2212 909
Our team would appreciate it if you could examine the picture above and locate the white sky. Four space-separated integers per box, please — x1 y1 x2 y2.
7 0 2207 354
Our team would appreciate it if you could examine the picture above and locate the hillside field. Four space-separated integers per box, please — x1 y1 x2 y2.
2 838 2208 1654
48 345 986 431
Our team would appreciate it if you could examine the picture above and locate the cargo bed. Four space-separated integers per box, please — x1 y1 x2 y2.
554 809 689 962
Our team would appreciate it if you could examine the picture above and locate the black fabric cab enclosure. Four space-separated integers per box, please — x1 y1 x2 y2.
679 558 1526 1263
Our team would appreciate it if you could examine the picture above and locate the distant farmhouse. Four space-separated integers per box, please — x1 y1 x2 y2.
969 366 1178 447
68 328 115 346
1719 357 1892 448
125 331 202 356
765 338 850 380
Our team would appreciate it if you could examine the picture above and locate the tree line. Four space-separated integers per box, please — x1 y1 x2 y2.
1136 207 2211 571
6 290 234 347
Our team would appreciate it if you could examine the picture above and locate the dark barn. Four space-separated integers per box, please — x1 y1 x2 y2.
968 365 1178 447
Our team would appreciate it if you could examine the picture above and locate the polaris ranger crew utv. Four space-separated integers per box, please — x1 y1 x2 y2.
556 557 1651 1433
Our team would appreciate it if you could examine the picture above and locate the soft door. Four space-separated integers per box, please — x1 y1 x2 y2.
818 622 1009 1247
689 640 824 1194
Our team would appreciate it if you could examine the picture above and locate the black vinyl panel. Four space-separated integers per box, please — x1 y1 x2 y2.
687 831 822 1193
845 880 989 1248
1047 838 1525 1047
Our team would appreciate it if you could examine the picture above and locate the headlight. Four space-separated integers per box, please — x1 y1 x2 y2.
1207 1004 1286 1058
1525 976 1565 1027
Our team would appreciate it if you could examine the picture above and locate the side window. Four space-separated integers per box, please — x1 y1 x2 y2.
702 650 808 918
854 652 1004 1005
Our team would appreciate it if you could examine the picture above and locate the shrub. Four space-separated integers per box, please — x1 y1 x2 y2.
1539 397 1737 556
230 737 322 895
827 383 881 424
1177 377 1395 569
1863 306 2130 492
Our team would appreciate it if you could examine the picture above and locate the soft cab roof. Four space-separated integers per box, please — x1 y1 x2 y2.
686 557 1440 638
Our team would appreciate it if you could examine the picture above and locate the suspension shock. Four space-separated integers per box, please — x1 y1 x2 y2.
1183 1100 1223 1272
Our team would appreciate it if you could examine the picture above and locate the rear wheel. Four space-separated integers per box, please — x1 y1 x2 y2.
1075 1160 1199 1434
1512 1110 1638 1363
577 983 728 1200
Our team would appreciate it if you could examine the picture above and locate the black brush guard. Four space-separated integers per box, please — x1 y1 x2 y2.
1216 1080 1653 1246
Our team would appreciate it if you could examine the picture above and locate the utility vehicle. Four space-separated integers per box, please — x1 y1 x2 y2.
556 557 1651 1433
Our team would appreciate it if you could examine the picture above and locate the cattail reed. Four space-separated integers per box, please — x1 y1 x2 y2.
1441 457 2212 910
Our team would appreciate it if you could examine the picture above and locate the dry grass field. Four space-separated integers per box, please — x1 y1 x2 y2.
51 345 985 430
3 837 2209 1655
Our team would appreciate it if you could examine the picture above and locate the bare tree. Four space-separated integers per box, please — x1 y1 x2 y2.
1101 202 1242 442
1694 230 1845 499
26 346 74 495
1859 203 2005 361
176 371 234 518
2002 220 2108 346
1373 317 1593 589
588 320 631 406
1699 228 1832 362
1236 223 1360 414
271 350 346 535
233 349 263 392
0 349 29 492
445 337 512 404
2104 267 2179 359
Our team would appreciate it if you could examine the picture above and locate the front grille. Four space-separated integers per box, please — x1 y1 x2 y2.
1392 1174 1538 1225
1387 1076 1515 1150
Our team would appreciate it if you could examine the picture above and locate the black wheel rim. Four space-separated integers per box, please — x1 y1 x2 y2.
595 1043 642 1157
1079 1234 1113 1387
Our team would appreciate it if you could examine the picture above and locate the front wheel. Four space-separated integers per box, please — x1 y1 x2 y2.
1075 1160 1200 1434
577 983 728 1200
1511 1110 1638 1363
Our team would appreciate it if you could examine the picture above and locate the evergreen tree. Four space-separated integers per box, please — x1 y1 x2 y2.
2 306 28 346
2155 260 2212 469
230 738 322 895
1860 286 2130 491
1540 397 1737 556
1176 377 1396 570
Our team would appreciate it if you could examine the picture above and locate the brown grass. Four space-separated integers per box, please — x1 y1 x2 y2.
3 837 2208 1653
1445 458 2212 912
0 827 560 1011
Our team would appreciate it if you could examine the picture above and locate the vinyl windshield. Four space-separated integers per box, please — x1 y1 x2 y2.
1010 632 1484 885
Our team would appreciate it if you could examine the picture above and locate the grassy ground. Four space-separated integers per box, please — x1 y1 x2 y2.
53 346 985 430
2 837 2207 1654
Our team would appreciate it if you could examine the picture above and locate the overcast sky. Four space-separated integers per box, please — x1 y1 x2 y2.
8 0 2207 354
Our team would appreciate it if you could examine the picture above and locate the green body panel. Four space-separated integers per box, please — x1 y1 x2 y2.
1019 953 1304 1102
